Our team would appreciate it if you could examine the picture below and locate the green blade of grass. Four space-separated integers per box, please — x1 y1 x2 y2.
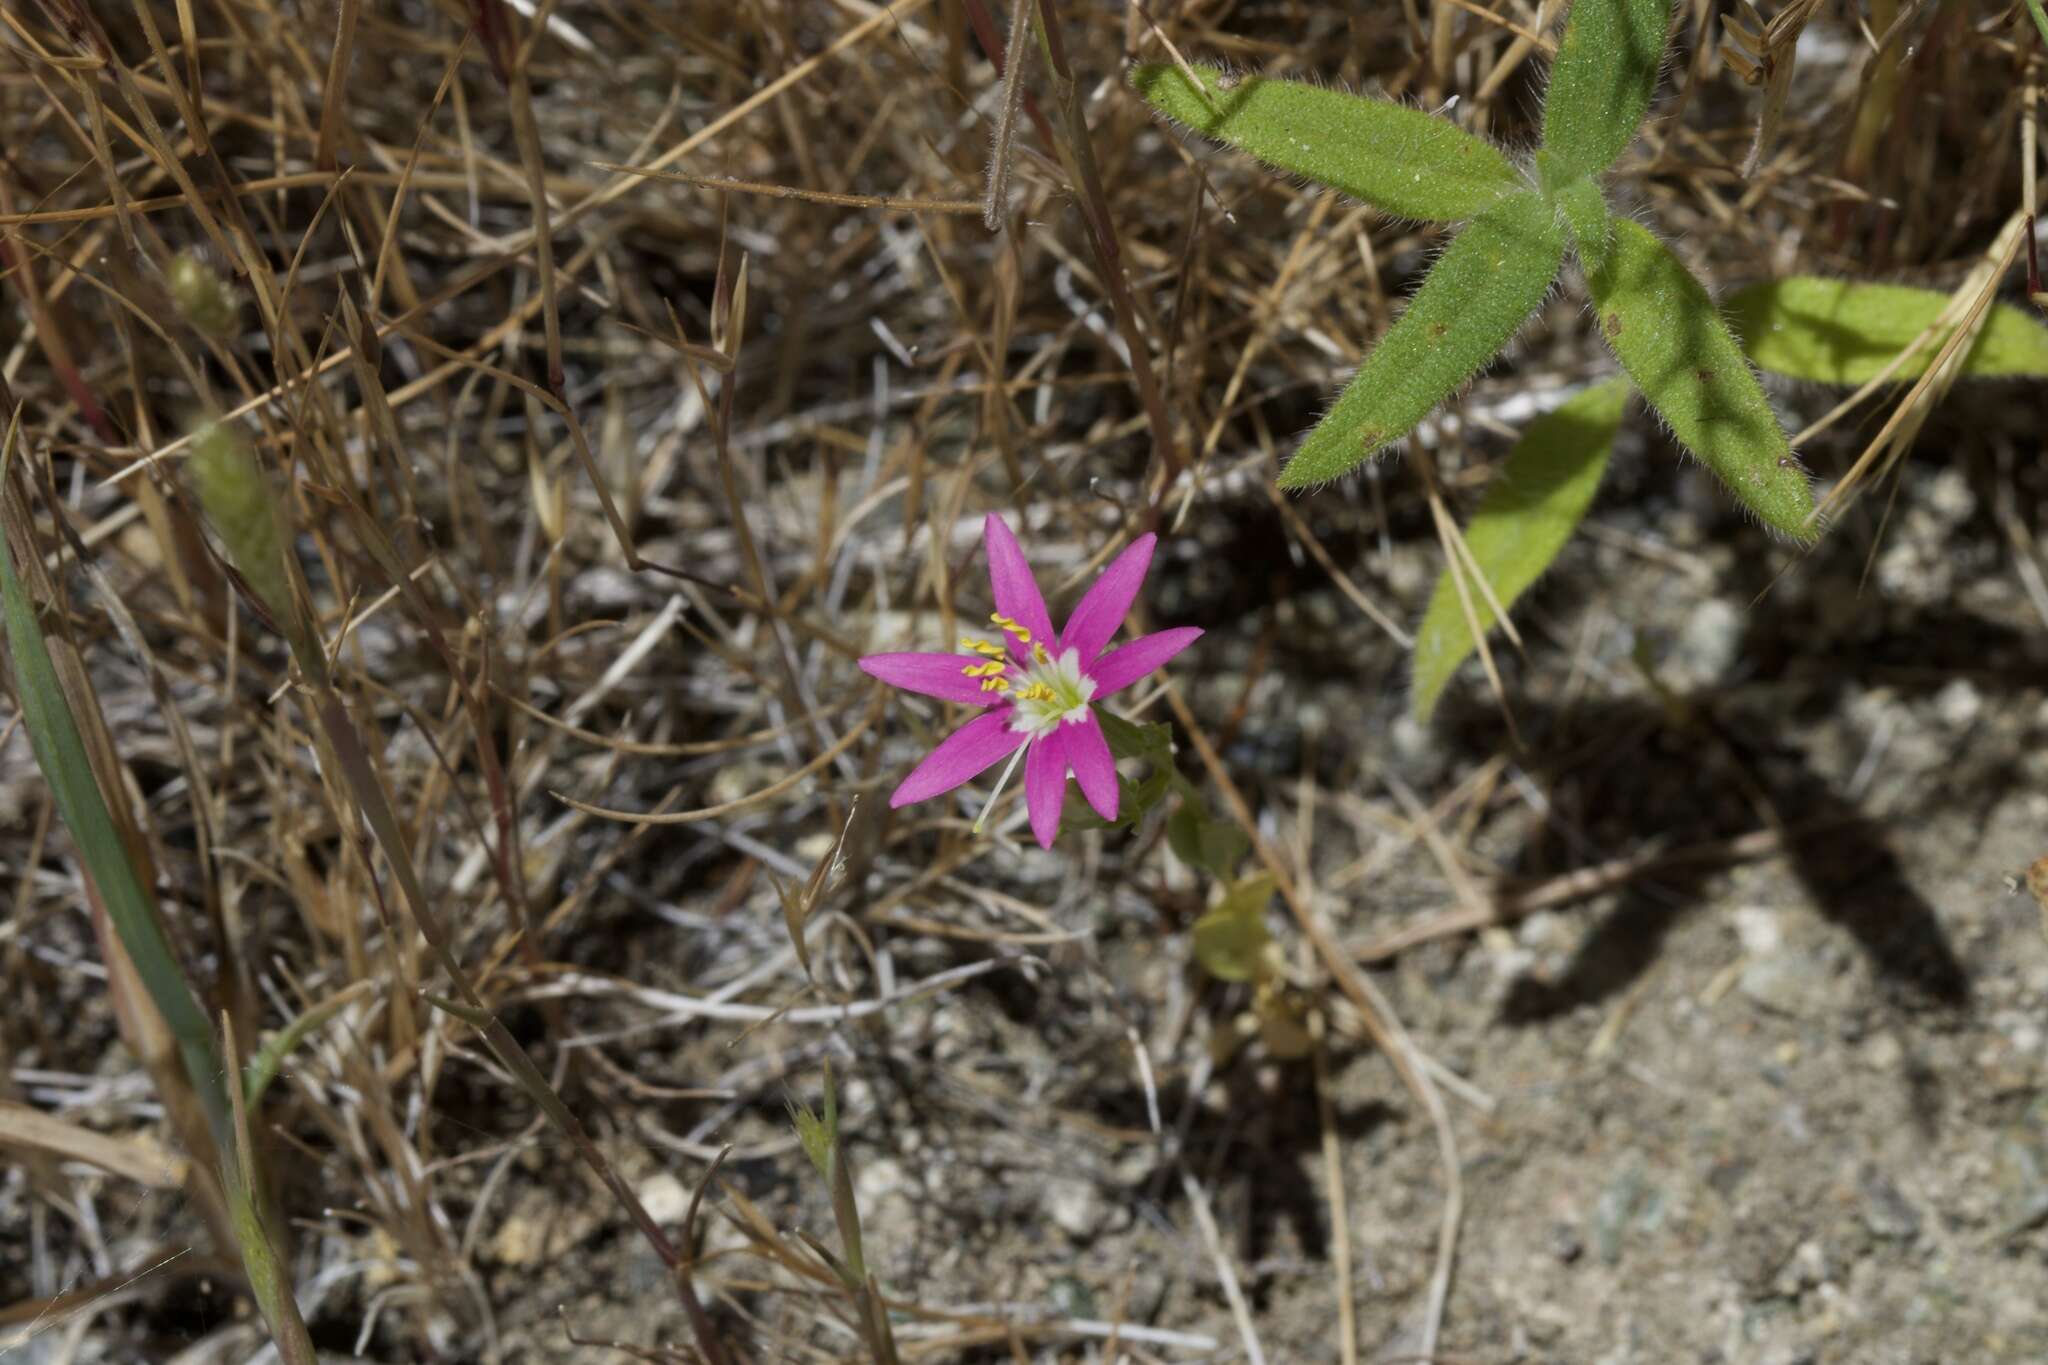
1129 62 1524 222
1410 378 1630 719
0 448 228 1150
222 1012 318 1365
1586 218 1815 539
243 979 374 1109
1727 277 2048 385
4 432 320 1362
1541 0 1673 179
1280 190 1564 489
2025 0 2048 52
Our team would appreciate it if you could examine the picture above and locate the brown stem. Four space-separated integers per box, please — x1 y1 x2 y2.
1032 0 1183 493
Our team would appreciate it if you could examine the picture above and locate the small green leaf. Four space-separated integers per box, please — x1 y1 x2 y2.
1586 219 1814 540
1411 379 1629 719
788 1066 840 1184
1129 62 1524 223
1727 277 2048 385
1541 0 1673 179
243 981 372 1109
1062 711 1175 831
1552 170 1612 276
1167 799 1250 879
1096 710 1172 763
1060 765 1171 832
1280 191 1564 489
1191 874 1276 983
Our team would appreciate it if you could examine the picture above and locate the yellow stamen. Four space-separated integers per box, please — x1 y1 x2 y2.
990 612 1032 644
979 677 1011 693
960 660 1007 678
1018 682 1057 702
958 636 1008 659
1031 640 1049 664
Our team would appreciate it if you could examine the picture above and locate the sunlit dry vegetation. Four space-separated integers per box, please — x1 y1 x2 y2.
3 0 2046 1361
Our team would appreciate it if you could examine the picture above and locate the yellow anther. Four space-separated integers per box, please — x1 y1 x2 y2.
960 660 1007 678
1018 682 1057 703
979 677 1011 693
958 636 1008 659
990 612 1032 644
1031 640 1049 664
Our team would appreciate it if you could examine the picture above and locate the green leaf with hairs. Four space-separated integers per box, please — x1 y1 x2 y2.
1280 191 1564 489
1549 165 1612 276
1411 379 1629 719
1542 0 1673 179
1727 277 2048 385
1129 62 1524 223
1586 218 1814 539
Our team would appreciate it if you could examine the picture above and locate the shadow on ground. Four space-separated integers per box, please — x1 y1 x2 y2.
1435 590 2033 1066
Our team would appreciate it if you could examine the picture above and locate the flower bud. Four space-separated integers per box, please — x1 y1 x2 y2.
167 251 237 341
188 422 290 626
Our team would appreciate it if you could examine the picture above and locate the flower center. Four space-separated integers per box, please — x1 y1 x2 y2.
1005 645 1096 735
958 619 1097 737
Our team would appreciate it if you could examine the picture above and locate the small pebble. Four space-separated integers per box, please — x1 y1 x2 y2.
1862 1032 1903 1070
1858 1167 1921 1241
1741 951 1824 1018
1933 679 1982 728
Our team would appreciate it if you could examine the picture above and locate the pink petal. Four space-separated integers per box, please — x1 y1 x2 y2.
859 652 999 707
1065 712 1118 822
1059 533 1156 663
1024 729 1068 849
1086 626 1203 698
890 711 1025 809
983 514 1055 662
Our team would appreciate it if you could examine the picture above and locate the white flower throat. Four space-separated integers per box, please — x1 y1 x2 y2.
959 615 1097 736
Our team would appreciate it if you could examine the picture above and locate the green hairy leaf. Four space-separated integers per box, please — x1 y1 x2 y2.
1280 191 1564 489
1551 168 1612 275
1586 218 1814 539
1411 379 1629 719
1542 0 1673 179
1727 277 2048 385
1129 62 1524 223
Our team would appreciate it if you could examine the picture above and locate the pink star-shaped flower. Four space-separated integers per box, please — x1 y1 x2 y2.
859 515 1201 848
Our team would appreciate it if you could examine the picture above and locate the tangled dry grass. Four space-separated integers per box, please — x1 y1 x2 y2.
1 0 2044 1361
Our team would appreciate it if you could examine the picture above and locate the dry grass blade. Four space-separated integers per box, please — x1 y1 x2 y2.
1813 211 2029 525
0 1100 189 1188
1722 0 1823 178
588 163 980 214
